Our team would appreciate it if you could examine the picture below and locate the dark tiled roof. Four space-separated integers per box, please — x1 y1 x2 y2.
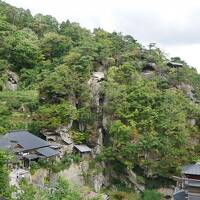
36 147 59 158
0 197 7 200
182 164 200 175
3 131 49 151
0 131 59 160
0 138 11 150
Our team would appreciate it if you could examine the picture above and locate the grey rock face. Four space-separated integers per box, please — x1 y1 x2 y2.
88 72 105 112
87 71 108 192
126 169 145 192
177 82 196 101
93 128 103 155
188 118 196 126
56 121 73 144
43 121 74 155
93 173 105 192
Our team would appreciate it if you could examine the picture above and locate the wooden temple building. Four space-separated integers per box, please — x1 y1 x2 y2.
173 163 200 200
167 62 183 68
0 131 59 167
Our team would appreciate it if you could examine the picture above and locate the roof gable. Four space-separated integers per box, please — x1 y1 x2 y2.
167 62 183 68
74 144 92 153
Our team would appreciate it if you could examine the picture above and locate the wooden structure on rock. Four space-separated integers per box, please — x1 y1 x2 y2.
167 62 183 68
0 131 59 167
74 144 92 158
173 163 200 200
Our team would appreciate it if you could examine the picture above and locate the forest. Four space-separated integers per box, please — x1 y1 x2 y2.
0 0 200 199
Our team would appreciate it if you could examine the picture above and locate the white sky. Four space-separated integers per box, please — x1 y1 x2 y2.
3 0 200 72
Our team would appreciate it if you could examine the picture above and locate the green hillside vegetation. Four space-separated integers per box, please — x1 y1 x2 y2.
0 0 200 199
0 90 38 133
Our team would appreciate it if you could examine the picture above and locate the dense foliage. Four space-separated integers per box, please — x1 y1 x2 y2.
0 0 200 198
0 150 12 198
17 178 82 200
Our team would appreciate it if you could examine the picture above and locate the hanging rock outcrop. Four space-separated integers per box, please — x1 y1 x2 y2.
88 71 105 113
43 121 74 155
88 71 106 150
87 71 108 191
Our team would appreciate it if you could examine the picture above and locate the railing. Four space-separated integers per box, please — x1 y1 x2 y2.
173 176 200 188
185 179 200 187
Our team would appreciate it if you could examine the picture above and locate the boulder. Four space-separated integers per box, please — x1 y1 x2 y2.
56 121 73 144
177 82 196 101
4 70 19 91
188 118 196 126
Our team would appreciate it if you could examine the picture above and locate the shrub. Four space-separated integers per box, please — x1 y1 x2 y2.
35 101 77 130
71 130 88 144
142 190 164 200
7 98 21 110
30 162 40 175
109 191 140 200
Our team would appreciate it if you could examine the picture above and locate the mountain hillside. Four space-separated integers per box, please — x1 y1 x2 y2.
0 1 200 199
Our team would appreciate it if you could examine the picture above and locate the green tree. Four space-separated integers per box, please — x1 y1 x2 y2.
33 101 77 131
60 20 90 45
0 150 11 198
0 0 33 28
16 180 37 200
103 65 199 177
41 32 72 60
48 178 81 200
31 14 59 37
142 190 164 200
2 28 42 70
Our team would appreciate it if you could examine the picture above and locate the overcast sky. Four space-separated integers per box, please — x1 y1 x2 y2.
3 0 200 72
